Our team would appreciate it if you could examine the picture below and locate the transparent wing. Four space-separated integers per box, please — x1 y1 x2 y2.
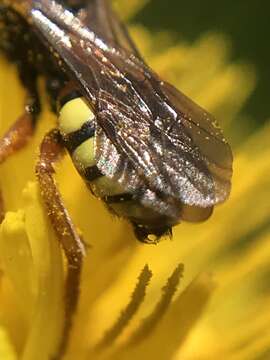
80 0 143 60
95 84 226 207
95 119 214 222
160 81 233 203
29 0 232 216
95 123 183 219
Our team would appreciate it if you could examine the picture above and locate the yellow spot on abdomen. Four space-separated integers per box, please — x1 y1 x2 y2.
72 138 95 172
58 97 94 135
92 176 126 197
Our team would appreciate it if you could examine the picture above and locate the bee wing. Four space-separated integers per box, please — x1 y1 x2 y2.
81 0 143 60
95 80 231 208
30 1 232 214
82 1 217 219
94 123 183 219
160 81 233 203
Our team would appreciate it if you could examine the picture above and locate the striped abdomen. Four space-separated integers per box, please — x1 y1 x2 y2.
58 92 172 242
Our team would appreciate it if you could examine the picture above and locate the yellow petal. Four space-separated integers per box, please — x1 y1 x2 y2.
0 182 65 359
0 326 17 360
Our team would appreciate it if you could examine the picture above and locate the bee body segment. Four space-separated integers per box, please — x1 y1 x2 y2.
58 92 174 241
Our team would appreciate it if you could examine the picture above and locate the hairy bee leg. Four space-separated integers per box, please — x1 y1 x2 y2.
0 111 35 163
0 71 40 224
0 68 40 164
36 129 85 358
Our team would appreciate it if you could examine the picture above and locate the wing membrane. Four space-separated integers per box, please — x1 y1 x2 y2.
160 81 233 203
80 0 143 60
29 0 232 216
95 123 182 219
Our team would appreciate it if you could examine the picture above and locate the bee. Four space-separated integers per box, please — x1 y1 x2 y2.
0 0 233 356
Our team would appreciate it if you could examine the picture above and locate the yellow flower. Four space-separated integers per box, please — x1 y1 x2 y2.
1 1 270 359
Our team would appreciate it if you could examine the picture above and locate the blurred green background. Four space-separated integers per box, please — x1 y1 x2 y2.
133 0 269 134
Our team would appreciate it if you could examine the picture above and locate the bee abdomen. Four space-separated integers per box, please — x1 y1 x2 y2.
63 120 95 153
58 93 172 241
58 95 102 181
104 193 134 203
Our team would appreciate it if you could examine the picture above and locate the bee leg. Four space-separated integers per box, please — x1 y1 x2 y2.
0 67 40 164
0 68 40 223
36 129 85 357
0 110 35 163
